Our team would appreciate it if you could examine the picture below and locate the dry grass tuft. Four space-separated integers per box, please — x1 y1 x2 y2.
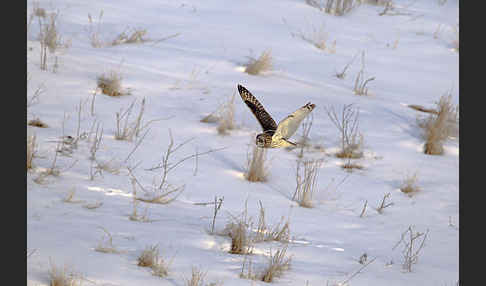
293 159 323 208
114 98 151 141
129 179 152 222
200 112 220 123
400 172 420 196
217 94 237 135
239 256 258 281
62 188 85 203
28 2 44 33
33 2 47 18
95 227 121 254
28 118 48 128
225 203 254 255
292 23 336 53
151 262 170 278
136 243 173 278
245 145 269 182
97 70 127 97
306 0 359 16
41 13 60 53
87 10 180 48
221 201 290 254
324 0 361 16
27 134 37 170
227 220 254 255
418 94 458 155
336 147 363 159
363 0 392 5
255 202 290 243
185 266 207 286
112 28 148 46
48 260 82 286
260 245 292 283
37 11 70 71
245 50 273 75
137 244 160 267
342 162 364 171
326 104 364 159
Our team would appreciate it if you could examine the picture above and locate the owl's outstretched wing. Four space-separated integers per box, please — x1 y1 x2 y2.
274 102 316 140
237 84 277 132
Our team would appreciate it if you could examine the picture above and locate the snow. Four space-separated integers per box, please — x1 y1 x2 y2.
27 0 459 285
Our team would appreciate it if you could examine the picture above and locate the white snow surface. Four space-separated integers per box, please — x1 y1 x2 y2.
27 0 459 285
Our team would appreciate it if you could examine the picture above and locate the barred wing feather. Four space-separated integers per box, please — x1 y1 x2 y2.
274 103 315 140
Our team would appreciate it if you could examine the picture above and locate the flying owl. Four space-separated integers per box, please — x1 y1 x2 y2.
237 84 316 148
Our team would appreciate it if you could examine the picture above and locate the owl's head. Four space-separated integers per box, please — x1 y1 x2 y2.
256 134 266 148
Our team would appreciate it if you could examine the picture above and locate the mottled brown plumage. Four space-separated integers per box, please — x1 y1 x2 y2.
237 84 277 132
237 84 316 148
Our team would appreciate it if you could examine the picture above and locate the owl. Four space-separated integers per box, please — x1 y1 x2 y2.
237 84 316 148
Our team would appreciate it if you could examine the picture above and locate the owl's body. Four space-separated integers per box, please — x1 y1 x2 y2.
256 130 295 148
237 84 316 148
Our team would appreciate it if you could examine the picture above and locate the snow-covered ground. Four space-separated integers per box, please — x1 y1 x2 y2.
27 0 459 285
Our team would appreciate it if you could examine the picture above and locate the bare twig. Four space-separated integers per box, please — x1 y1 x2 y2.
408 104 439 115
293 158 323 208
151 32 181 45
124 128 150 163
193 147 199 176
90 89 98 116
326 104 363 159
340 257 377 285
297 114 314 158
353 51 375 96
88 10 104 48
392 226 429 272
27 248 37 258
336 52 358 79
211 196 224 234
376 193 394 214
89 122 103 161
129 178 152 222
132 131 226 205
146 146 227 172
27 134 37 170
359 200 368 218
27 84 45 108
